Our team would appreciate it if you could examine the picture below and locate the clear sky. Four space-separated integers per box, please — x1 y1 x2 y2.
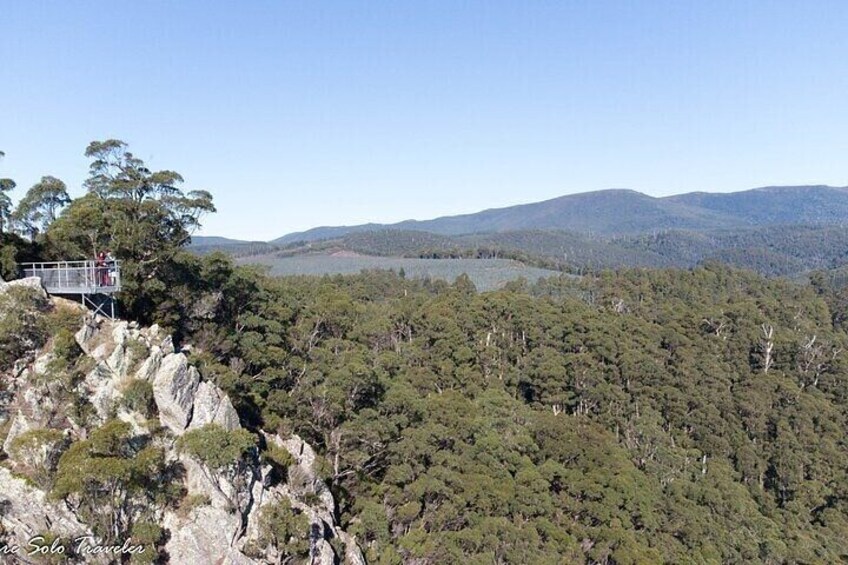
2 1 847 240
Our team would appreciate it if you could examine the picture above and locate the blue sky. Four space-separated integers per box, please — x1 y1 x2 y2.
2 1 847 240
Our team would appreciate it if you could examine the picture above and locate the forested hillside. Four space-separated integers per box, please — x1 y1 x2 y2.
273 185 848 243
185 264 848 563
203 224 848 281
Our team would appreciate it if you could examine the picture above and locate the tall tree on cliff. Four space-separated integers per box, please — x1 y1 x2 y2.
48 139 215 322
12 175 71 239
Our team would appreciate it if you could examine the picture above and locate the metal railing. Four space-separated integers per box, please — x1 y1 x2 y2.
19 260 122 294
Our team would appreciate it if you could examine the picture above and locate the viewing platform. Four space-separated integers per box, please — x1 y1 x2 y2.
19 260 122 318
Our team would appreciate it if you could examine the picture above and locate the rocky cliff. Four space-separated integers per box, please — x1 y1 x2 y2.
0 277 365 564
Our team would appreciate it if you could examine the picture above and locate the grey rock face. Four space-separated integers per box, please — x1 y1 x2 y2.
1 312 365 565
260 433 368 565
163 506 257 565
2 412 31 455
0 276 48 298
0 468 89 548
152 353 200 433
189 381 240 431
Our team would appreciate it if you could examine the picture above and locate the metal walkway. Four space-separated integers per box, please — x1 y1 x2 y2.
19 260 122 319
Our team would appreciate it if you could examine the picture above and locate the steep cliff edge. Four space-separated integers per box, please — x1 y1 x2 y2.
0 278 365 564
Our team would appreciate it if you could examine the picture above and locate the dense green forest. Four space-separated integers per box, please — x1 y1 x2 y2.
3 142 848 563
192 224 848 281
183 265 848 563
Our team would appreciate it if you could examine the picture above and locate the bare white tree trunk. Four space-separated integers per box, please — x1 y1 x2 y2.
761 323 774 374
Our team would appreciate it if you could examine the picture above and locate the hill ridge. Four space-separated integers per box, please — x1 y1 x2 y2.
272 184 847 244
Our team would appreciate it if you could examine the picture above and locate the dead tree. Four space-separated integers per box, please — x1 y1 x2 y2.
761 323 774 374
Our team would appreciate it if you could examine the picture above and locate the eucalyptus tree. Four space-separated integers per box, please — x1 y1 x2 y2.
0 150 16 233
12 175 70 239
48 139 216 320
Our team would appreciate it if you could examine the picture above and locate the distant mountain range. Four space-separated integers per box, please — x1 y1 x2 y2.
271 185 848 244
191 185 848 279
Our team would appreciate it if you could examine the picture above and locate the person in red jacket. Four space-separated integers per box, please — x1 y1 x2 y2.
96 251 107 286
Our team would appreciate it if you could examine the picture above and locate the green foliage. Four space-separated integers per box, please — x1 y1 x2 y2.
45 301 84 336
0 151 15 234
12 175 70 239
261 441 295 482
191 264 848 563
128 520 165 564
176 424 257 520
121 380 156 418
256 499 310 559
8 428 66 490
49 329 82 368
52 420 183 544
176 424 256 472
0 286 50 369
46 139 215 325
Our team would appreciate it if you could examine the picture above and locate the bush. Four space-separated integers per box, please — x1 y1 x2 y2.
257 499 310 559
176 424 256 472
176 493 211 519
122 380 156 418
261 441 295 481
126 339 150 366
8 428 66 489
129 520 166 564
44 304 84 337
50 328 82 367
0 286 50 370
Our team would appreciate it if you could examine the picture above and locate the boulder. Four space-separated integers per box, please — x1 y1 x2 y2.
189 381 240 431
0 468 88 548
2 412 31 455
152 353 200 433
0 276 47 298
164 506 259 565
135 345 165 382
74 318 100 355
84 362 122 421
181 455 245 511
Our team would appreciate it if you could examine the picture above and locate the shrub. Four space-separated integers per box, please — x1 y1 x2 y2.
44 305 84 338
125 338 150 374
175 424 257 513
261 441 295 482
0 286 50 370
176 424 256 473
52 420 179 543
8 428 67 489
122 380 156 418
129 520 165 564
257 499 310 559
176 493 211 519
50 328 82 367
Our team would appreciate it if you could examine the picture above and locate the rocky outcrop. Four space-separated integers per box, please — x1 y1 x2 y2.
239 433 366 565
0 276 48 298
151 353 201 433
0 294 364 564
2 412 31 455
163 506 255 565
0 468 89 548
189 380 240 431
